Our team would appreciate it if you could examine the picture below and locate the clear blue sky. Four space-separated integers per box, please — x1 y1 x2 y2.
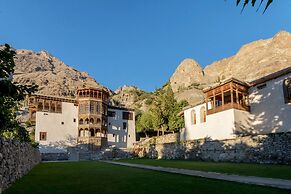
1 0 291 92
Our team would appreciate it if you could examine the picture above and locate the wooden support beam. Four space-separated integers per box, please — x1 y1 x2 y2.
221 87 224 106
236 88 239 104
230 83 234 105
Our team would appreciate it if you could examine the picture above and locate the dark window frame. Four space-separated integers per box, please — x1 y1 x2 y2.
283 78 291 104
39 132 47 141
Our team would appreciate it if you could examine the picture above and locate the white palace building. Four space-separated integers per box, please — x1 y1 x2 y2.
27 87 136 153
181 67 291 141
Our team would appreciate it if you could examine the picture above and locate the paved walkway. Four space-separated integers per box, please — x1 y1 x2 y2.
102 161 291 190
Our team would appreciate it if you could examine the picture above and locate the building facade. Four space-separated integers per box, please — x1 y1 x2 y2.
28 87 136 153
181 67 291 141
107 106 136 148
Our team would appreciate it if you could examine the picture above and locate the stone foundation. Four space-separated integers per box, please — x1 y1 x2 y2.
0 137 41 193
133 132 291 164
41 152 69 161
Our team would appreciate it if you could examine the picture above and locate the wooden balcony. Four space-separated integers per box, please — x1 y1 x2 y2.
207 103 250 115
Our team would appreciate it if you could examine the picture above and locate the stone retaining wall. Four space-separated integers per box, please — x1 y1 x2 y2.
41 152 69 161
133 132 291 164
0 137 41 193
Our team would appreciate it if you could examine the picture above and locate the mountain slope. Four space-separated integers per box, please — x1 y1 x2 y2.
169 31 291 105
13 50 102 97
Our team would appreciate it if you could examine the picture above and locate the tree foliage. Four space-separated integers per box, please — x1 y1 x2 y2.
236 0 273 13
0 44 38 142
136 85 188 136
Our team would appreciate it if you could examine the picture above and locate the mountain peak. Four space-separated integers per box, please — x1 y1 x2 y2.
170 58 204 92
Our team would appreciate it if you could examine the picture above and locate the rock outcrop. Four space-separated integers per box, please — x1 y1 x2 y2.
13 50 103 97
111 85 153 111
168 31 291 105
170 59 204 93
204 31 291 82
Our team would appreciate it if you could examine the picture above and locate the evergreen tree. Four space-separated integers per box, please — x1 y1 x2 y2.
151 85 188 135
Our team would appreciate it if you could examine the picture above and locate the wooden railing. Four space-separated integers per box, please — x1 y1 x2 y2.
207 103 249 115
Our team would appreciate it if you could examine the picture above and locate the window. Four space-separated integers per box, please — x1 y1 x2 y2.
89 118 94 124
257 83 267 90
90 103 94 113
44 102 49 111
37 102 43 111
39 132 47 141
123 122 127 130
122 112 133 120
96 103 100 113
56 103 62 113
108 111 116 117
200 107 206 123
61 122 64 125
85 103 89 113
283 78 291 104
191 110 196 125
73 118 76 122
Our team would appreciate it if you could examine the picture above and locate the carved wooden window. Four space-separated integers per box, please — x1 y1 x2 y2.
79 104 85 114
283 78 291 104
44 102 49 111
108 111 116 117
51 103 56 112
200 106 206 123
123 122 127 130
56 103 62 113
96 103 100 113
79 119 83 124
90 102 94 113
122 112 133 120
191 110 196 125
39 132 47 141
37 102 43 111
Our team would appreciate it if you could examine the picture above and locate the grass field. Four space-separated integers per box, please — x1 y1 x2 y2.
119 159 291 180
3 161 290 194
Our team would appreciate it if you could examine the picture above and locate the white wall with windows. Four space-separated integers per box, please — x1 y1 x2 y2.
249 73 291 134
181 103 241 141
107 108 136 148
35 102 78 153
181 72 291 141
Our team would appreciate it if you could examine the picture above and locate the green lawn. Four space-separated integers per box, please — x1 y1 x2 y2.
119 159 291 180
4 161 290 194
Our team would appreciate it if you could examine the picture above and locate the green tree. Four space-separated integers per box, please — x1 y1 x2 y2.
151 85 188 135
0 44 38 142
168 100 188 132
136 111 154 137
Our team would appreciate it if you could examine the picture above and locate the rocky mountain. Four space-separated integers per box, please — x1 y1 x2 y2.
169 31 291 105
111 85 154 111
11 31 291 110
204 31 291 83
13 49 103 97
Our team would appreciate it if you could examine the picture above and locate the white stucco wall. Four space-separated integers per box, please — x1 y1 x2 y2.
181 103 236 141
35 102 78 153
107 108 136 148
249 73 291 134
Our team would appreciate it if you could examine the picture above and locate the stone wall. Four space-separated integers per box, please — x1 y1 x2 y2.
133 132 291 164
0 137 41 193
138 133 179 145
